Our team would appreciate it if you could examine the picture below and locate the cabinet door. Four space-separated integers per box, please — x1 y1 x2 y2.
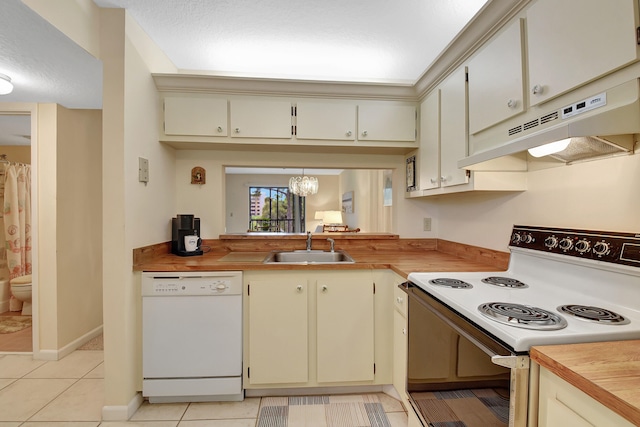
358 103 416 142
230 98 292 138
164 97 228 136
296 101 356 140
527 0 639 106
316 278 374 383
418 90 440 190
468 19 524 134
248 279 308 384
439 66 469 187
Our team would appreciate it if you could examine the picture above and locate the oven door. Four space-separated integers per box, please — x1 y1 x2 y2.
402 282 529 427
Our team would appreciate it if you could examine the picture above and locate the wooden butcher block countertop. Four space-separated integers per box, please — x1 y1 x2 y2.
133 233 510 277
531 340 640 425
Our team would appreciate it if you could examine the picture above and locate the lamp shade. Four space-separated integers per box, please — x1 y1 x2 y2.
0 74 13 95
322 210 343 225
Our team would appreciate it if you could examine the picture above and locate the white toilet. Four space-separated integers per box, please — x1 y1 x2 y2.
10 274 32 315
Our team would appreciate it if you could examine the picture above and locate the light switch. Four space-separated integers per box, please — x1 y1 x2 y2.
139 157 149 183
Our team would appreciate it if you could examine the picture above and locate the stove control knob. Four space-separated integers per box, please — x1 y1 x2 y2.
511 233 522 244
593 241 611 256
521 233 534 244
575 239 591 253
544 236 558 249
559 238 574 251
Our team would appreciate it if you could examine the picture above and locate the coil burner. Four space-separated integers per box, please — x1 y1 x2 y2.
481 276 528 288
558 305 630 325
428 278 473 289
478 302 567 330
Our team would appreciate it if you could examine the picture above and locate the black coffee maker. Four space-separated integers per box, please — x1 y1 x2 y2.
171 214 203 256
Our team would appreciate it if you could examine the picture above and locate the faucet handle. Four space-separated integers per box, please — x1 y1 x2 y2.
327 238 335 252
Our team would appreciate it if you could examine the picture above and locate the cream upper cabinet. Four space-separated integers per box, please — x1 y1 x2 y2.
538 366 634 427
358 103 416 142
296 101 356 140
468 19 525 134
164 97 228 136
439 66 469 187
246 277 308 385
527 0 639 106
417 90 440 191
230 98 292 138
316 278 374 383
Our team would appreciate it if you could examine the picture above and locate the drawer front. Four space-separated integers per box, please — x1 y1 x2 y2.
394 285 407 317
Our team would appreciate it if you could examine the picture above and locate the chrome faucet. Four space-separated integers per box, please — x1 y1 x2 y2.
306 231 313 251
327 238 335 252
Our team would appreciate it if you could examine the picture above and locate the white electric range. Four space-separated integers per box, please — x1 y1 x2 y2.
408 225 640 353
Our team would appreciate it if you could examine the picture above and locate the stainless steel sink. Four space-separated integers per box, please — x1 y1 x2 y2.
263 250 355 264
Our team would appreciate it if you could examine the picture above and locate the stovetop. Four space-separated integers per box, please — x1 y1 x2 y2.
407 225 640 352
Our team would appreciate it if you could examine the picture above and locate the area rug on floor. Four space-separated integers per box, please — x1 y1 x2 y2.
257 394 392 427
78 333 104 350
0 316 32 334
412 388 509 427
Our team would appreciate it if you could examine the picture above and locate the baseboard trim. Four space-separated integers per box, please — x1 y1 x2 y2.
33 325 103 361
102 392 143 421
246 384 384 397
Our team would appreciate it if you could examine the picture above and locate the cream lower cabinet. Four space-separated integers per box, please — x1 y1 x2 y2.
538 366 634 427
391 275 409 409
244 270 387 388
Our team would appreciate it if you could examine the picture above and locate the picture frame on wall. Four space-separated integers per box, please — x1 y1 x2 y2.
383 170 392 206
406 156 416 192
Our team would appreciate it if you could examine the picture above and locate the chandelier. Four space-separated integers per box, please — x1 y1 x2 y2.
289 169 318 197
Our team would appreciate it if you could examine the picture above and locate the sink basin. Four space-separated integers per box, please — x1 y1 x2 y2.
263 250 355 264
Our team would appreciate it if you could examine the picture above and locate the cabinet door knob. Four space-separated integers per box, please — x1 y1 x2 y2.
346 130 352 137
507 99 517 109
396 297 403 304
361 130 368 137
217 126 223 132
296 285 303 292
440 176 448 182
321 285 328 293
532 84 543 95
430 178 439 184
234 128 240 133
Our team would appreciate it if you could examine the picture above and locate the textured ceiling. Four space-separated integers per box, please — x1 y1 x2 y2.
93 0 488 84
0 0 103 109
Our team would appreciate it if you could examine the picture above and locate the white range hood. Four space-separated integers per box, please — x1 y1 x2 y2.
459 79 640 169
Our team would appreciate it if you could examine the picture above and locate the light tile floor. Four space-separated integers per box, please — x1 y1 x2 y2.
0 349 408 426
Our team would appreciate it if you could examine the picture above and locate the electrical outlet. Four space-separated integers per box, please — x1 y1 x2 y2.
139 157 149 183
423 217 432 231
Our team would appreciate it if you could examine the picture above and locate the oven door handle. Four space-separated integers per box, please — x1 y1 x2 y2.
492 355 530 370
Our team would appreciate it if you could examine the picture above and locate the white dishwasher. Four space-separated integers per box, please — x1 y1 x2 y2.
141 271 243 403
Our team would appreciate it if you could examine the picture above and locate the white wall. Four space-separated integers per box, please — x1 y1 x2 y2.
101 9 177 414
426 152 640 251
225 173 340 233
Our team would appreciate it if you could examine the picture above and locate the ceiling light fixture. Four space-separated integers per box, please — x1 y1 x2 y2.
289 169 318 197
528 138 572 158
0 74 14 95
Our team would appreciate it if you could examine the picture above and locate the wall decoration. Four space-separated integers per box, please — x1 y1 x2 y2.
191 166 206 185
342 191 354 214
406 156 416 192
383 170 392 206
